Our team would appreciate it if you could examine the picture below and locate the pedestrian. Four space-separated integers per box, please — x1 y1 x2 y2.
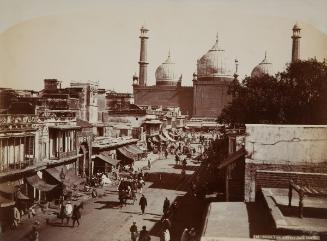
160 228 170 241
59 202 65 224
72 204 81 227
180 228 189 241
148 159 151 169
161 218 171 231
139 194 147 215
163 197 170 216
130 221 138 241
138 225 151 241
175 153 179 166
164 149 168 159
12 206 20 228
30 226 39 241
64 201 73 225
170 201 178 221
189 227 196 241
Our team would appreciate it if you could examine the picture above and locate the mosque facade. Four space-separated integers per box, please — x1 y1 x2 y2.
133 24 300 118
132 26 234 118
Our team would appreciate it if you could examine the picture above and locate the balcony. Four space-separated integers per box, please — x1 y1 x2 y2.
51 150 78 160
1 158 35 173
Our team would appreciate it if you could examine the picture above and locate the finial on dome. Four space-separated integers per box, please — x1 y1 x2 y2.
168 49 171 58
211 33 219 50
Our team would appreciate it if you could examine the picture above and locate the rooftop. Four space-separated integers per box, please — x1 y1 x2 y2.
262 188 327 234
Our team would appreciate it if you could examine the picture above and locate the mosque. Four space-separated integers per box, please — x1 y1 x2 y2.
133 23 301 118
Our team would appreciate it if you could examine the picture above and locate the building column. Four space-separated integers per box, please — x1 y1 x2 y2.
6 138 9 169
33 136 35 161
49 134 53 159
13 137 16 167
225 166 230 201
0 139 2 171
18 137 21 169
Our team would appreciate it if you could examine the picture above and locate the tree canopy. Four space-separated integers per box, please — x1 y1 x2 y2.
218 59 327 125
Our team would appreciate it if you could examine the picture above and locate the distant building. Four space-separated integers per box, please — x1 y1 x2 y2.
133 27 235 118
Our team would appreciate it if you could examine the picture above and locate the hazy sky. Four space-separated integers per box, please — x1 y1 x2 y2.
0 0 326 92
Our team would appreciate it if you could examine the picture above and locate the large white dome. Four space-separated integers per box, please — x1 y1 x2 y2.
197 35 232 80
155 52 178 86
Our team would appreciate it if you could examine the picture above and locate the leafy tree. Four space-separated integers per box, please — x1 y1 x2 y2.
278 59 327 124
218 59 327 124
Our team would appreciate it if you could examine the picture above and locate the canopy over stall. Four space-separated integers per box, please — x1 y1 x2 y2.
127 144 145 155
44 166 84 187
0 195 15 208
26 175 57 192
94 154 120 167
117 146 136 164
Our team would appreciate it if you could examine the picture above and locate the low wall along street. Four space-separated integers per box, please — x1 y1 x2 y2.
244 124 327 202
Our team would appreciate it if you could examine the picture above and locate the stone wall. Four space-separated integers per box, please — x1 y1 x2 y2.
245 124 327 164
244 161 327 202
133 85 193 116
244 124 327 202
193 80 232 118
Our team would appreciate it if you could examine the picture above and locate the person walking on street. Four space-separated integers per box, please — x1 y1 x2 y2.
72 204 81 227
28 226 39 241
139 194 147 215
180 228 190 241
189 227 196 241
138 225 151 241
130 221 138 241
148 159 151 169
64 201 73 225
160 228 170 241
161 218 171 231
163 197 170 216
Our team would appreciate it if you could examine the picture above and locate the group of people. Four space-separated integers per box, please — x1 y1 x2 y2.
58 200 82 227
118 170 147 206
130 223 151 241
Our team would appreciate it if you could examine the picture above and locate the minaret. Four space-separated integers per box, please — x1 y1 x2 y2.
138 26 149 86
291 23 301 62
233 59 239 79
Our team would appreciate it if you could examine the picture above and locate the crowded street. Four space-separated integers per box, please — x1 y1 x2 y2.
3 143 208 241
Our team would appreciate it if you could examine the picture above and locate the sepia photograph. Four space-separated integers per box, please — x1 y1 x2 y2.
0 0 326 240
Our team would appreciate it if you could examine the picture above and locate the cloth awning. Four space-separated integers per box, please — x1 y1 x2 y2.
26 175 57 192
0 182 17 194
0 195 15 208
44 167 64 183
65 169 85 186
126 144 144 155
118 146 135 161
15 191 29 200
44 167 84 186
94 154 120 166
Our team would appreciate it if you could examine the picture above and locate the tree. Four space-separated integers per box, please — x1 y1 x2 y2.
278 59 327 124
218 59 327 124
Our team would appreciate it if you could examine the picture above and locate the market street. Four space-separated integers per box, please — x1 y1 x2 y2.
5 154 203 241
